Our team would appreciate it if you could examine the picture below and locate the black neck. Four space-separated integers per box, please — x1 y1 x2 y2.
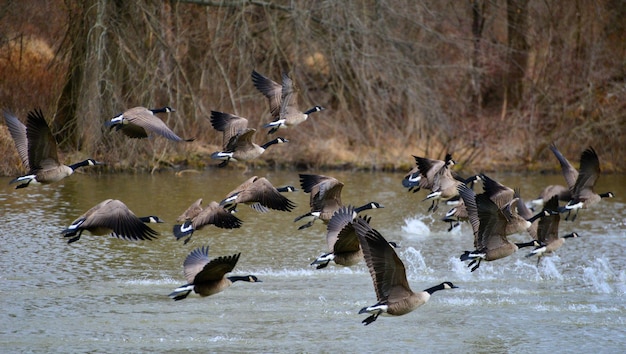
150 107 169 114
600 192 613 198
261 139 281 149
424 283 445 295
304 106 319 115
526 211 546 223
354 203 370 213
68 159 93 171
228 275 254 283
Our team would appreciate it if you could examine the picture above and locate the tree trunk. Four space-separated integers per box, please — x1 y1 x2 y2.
506 0 529 109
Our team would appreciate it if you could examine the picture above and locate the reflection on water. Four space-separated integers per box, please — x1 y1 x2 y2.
0 170 625 352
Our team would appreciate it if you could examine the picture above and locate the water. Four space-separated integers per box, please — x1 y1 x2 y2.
0 170 624 352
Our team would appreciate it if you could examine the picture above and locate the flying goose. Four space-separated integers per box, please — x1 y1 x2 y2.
310 206 370 269
219 176 296 213
480 174 547 236
526 195 580 264
251 70 324 134
406 153 455 193
3 108 102 189
61 199 162 243
311 206 399 269
169 246 261 301
209 110 288 167
294 173 383 230
558 146 614 221
106 106 193 141
458 184 540 272
422 161 473 213
352 217 457 325
173 199 243 244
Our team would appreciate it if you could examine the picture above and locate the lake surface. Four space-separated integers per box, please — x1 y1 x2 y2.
0 169 624 353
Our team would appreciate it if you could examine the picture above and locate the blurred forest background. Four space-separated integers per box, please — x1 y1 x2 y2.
0 0 624 175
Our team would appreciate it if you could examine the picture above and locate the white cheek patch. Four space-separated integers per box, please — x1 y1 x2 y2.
110 115 124 124
180 222 194 234
68 218 85 230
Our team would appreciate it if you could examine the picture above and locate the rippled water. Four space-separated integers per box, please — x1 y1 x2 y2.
0 169 624 352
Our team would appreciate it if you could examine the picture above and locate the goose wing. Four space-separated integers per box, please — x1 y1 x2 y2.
279 72 301 119
192 201 242 230
537 196 560 244
237 177 296 211
252 70 283 119
224 176 259 200
475 193 509 251
124 107 184 141
25 108 60 170
79 199 159 241
192 252 241 284
571 147 600 198
182 245 211 283
458 184 480 247
414 156 445 189
326 206 359 252
210 111 249 149
3 110 30 170
227 128 257 151
549 143 578 189
481 174 515 209
299 174 344 210
353 217 412 303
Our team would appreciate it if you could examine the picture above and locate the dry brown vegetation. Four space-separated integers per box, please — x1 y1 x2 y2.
1 0 624 177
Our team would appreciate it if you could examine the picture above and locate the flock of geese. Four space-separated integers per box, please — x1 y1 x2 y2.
2 70 616 326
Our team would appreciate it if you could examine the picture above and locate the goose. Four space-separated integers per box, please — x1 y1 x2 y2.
351 216 457 325
526 195 580 264
529 184 571 209
169 246 261 301
311 206 399 269
406 153 455 193
294 173 383 230
3 108 103 189
422 161 477 213
559 147 614 221
106 106 193 141
209 110 288 167
173 200 243 244
219 176 296 213
457 184 540 272
310 206 371 269
61 199 162 243
251 70 324 134
480 174 547 236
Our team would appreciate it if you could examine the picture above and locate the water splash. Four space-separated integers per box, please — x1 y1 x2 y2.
401 215 432 237
537 256 563 280
581 257 620 294
401 247 431 277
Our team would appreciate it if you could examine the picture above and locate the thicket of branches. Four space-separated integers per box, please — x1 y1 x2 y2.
1 0 624 174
